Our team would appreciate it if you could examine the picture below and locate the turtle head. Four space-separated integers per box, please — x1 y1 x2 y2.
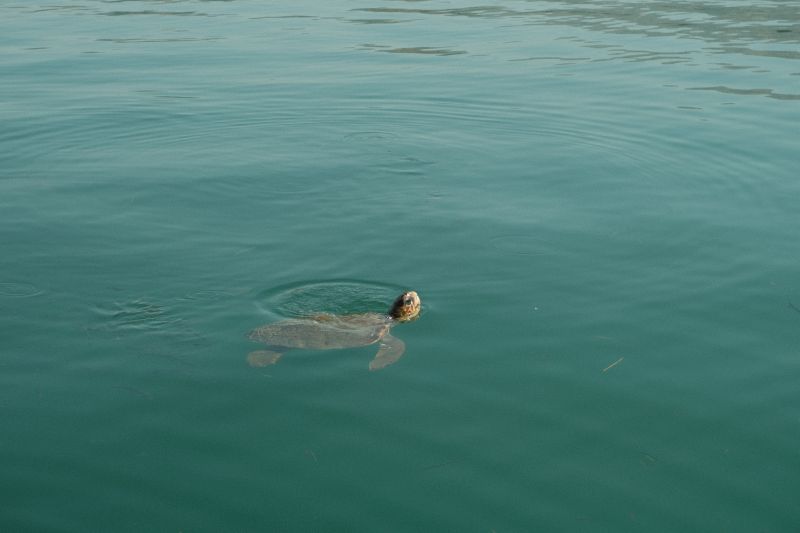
389 291 421 322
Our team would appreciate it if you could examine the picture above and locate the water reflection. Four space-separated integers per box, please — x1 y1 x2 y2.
96 36 223 43
354 1 799 58
101 10 206 16
355 6 517 18
688 85 800 100
353 0 798 98
358 43 466 55
348 18 413 25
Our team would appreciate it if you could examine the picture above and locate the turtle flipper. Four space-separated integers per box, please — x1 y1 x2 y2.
369 334 406 371
247 349 283 367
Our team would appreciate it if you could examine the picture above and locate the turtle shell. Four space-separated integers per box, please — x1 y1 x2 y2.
248 313 391 350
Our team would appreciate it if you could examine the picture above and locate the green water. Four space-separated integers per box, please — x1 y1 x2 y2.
2 1 799 531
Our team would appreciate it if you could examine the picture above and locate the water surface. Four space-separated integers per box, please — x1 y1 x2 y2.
2 1 799 531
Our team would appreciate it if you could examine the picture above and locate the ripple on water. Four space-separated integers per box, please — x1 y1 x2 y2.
176 289 235 302
342 131 400 143
255 279 410 319
194 171 335 199
88 298 184 333
0 282 44 298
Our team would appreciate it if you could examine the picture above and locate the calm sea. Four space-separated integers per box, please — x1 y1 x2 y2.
2 1 799 531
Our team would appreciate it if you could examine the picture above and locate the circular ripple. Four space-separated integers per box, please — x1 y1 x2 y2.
177 289 233 302
342 131 400 143
0 282 44 298
255 279 409 319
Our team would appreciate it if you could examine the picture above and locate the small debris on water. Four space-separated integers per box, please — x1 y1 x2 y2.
640 453 658 467
602 357 624 373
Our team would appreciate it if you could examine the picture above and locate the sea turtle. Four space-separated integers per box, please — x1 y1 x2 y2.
247 291 421 371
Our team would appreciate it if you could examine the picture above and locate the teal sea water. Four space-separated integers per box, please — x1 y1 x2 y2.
2 1 799 531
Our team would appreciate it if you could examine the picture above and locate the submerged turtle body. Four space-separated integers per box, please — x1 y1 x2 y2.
248 291 420 371
250 313 390 350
